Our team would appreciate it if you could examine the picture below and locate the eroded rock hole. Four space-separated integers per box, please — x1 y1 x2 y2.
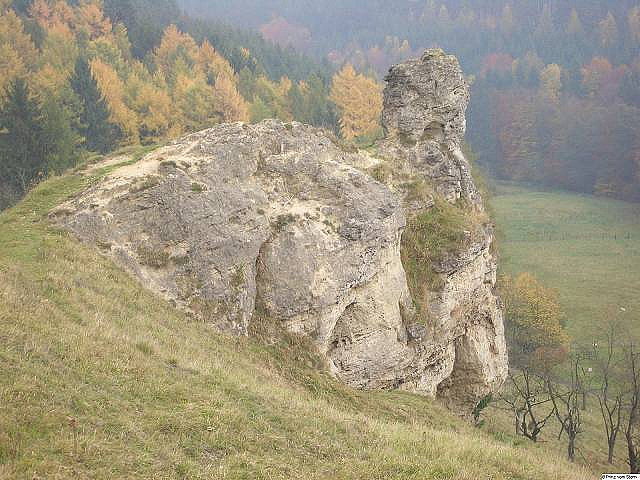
421 121 445 142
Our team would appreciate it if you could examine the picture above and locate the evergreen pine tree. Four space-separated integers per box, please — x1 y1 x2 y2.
70 56 118 153
0 78 45 193
41 98 82 175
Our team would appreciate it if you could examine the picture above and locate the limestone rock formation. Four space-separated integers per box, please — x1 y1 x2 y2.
375 49 507 408
53 48 507 412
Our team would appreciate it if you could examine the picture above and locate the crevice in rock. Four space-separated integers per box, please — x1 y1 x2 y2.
248 232 276 333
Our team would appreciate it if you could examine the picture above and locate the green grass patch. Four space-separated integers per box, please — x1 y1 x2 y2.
191 182 206 193
401 197 468 321
136 244 170 268
490 181 640 346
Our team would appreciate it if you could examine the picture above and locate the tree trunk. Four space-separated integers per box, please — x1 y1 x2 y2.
608 438 615 464
629 435 639 474
568 434 576 462
515 410 524 436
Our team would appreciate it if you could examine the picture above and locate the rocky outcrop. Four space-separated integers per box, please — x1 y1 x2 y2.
378 49 507 408
53 48 507 412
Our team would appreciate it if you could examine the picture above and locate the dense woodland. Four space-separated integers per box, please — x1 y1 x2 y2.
182 0 640 201
2 0 640 206
0 0 345 208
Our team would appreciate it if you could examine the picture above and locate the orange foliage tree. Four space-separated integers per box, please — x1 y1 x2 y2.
329 64 382 141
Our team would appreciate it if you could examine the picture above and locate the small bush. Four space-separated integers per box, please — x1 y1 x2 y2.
130 175 161 193
159 160 177 169
273 213 297 232
191 182 206 193
369 163 393 184
401 197 468 322
473 394 493 427
136 244 170 268
167 357 179 368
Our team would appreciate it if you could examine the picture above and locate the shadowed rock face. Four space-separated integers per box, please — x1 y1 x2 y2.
53 49 507 413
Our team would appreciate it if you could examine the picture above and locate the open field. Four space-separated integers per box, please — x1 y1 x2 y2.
0 156 595 479
490 182 640 346
487 182 640 474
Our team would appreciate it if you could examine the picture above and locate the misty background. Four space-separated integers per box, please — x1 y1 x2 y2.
180 0 640 201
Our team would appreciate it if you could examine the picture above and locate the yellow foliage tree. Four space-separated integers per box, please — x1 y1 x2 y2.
0 8 38 67
330 64 382 140
500 273 570 369
198 39 249 123
0 8 38 94
30 0 110 40
172 71 217 132
212 74 249 123
39 22 79 78
91 58 139 143
0 43 26 98
30 63 69 98
75 0 112 40
30 0 75 38
539 64 562 104
198 39 234 83
125 62 177 141
153 24 199 88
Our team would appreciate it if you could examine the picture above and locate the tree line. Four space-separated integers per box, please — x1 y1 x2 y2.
181 0 640 202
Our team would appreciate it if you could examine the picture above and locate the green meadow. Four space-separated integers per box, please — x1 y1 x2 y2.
491 182 640 346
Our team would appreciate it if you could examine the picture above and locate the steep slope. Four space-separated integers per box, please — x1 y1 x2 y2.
51 50 506 412
0 165 593 479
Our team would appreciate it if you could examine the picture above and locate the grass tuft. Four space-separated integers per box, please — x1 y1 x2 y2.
136 244 170 268
401 197 468 320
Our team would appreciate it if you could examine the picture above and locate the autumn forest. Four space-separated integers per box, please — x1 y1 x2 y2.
2 0 640 207
182 0 640 202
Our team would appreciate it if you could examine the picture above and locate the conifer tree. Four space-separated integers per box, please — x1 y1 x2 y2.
0 78 44 193
628 7 640 47
70 56 118 153
599 12 619 50
40 97 81 174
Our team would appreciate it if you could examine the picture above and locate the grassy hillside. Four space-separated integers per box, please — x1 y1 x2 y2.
491 182 640 345
0 158 593 479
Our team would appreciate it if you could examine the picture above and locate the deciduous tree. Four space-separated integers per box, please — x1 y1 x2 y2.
329 64 382 141
498 273 570 443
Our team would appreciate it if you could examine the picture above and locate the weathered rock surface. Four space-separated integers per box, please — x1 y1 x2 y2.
53 48 507 412
378 49 508 408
